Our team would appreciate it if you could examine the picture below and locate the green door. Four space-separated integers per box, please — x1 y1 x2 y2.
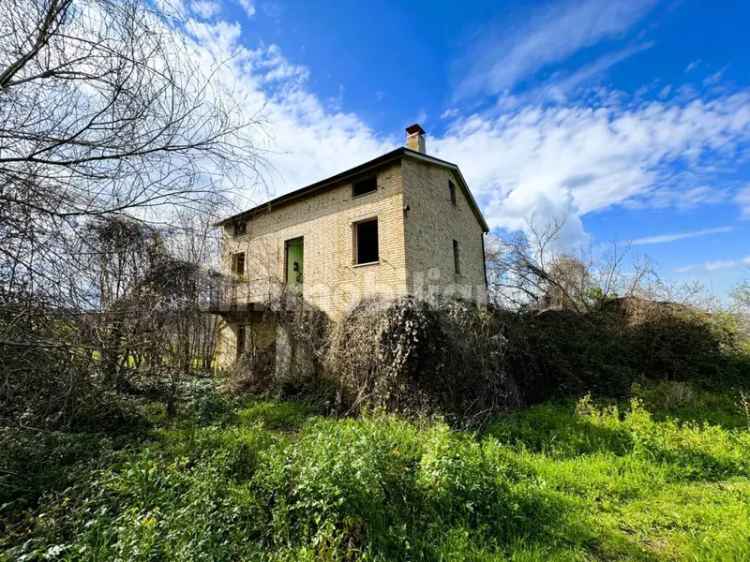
285 237 303 292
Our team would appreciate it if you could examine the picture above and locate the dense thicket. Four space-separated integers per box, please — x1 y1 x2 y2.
230 294 749 424
0 216 221 428
503 297 747 404
326 297 520 421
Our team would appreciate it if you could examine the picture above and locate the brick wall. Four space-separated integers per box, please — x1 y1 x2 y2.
214 156 487 369
402 158 487 302
221 161 409 316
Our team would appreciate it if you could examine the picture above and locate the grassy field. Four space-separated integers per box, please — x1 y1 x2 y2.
2 381 750 561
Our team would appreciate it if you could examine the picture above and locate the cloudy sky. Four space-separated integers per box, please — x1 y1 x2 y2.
180 0 749 296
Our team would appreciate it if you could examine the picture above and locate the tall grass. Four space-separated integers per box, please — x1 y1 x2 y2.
2 382 750 561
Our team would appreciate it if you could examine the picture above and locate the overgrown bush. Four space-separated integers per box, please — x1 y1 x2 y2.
0 301 137 431
326 297 520 423
503 297 749 403
228 293 332 402
246 294 748 417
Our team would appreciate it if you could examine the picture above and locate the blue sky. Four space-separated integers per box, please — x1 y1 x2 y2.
183 0 750 297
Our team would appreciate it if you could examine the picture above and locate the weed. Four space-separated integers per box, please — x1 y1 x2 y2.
2 382 749 561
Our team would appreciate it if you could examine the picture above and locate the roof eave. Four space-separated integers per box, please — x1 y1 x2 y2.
215 146 490 234
214 147 406 227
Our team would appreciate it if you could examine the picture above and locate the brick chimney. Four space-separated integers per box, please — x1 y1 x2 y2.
405 123 426 153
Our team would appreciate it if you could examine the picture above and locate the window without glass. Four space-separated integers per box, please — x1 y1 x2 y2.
352 176 377 197
354 219 379 264
231 252 245 276
453 240 461 275
449 180 457 206
236 325 245 358
233 221 247 237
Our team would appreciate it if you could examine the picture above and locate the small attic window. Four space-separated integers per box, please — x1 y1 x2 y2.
233 221 247 237
449 180 457 206
352 176 377 197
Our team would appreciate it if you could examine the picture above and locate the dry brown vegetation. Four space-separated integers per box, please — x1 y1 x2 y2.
224 292 749 430
326 297 520 422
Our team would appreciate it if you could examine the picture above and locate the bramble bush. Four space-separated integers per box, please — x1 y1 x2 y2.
326 297 520 423
237 295 750 422
501 297 750 404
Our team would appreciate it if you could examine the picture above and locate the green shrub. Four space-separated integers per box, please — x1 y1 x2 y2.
4 425 278 561
236 399 319 431
486 397 634 458
4 386 750 561
250 416 424 558
632 380 750 429
624 398 750 481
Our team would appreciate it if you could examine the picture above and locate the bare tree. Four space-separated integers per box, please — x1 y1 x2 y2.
732 281 750 313
167 209 223 372
485 217 661 311
75 213 224 412
0 0 261 426
731 280 750 342
485 218 586 310
0 0 260 304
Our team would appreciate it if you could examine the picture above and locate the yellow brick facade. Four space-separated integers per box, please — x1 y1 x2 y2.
402 158 487 302
221 161 408 319
214 154 487 368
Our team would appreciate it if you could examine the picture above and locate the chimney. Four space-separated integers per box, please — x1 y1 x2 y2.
405 123 426 153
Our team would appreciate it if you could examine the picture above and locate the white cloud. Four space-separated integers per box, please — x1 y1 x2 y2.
253 44 310 84
237 0 256 17
703 69 725 87
441 108 459 120
191 0 220 18
630 226 733 246
676 256 750 273
182 19 393 209
524 42 654 104
624 185 727 211
685 60 701 73
455 0 657 98
737 185 750 218
177 9 750 254
429 92 750 244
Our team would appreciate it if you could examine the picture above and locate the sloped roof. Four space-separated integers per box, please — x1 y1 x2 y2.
215 147 489 233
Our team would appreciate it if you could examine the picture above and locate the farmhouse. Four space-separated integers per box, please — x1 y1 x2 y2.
211 124 489 368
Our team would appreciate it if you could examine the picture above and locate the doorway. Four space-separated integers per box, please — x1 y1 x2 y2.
285 237 304 292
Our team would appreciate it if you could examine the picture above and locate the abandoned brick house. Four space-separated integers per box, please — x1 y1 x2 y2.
211 124 489 368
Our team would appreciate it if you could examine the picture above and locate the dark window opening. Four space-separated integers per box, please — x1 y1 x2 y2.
449 180 457 206
453 240 461 275
232 252 245 276
236 325 246 358
234 221 247 237
352 176 377 197
355 219 379 264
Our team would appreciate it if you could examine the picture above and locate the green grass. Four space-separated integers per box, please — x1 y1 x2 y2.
2 382 750 561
